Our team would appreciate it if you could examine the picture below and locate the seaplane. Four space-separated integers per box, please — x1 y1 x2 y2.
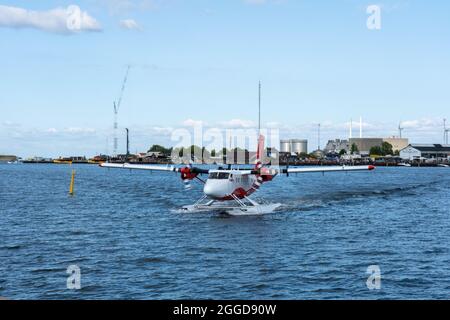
100 134 375 216
101 83 375 215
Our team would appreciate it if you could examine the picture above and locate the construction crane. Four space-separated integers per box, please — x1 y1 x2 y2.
113 65 131 156
444 118 449 145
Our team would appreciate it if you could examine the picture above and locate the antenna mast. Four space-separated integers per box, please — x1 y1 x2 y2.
318 123 321 150
444 118 449 144
258 81 261 135
125 128 130 162
113 65 131 156
349 118 353 139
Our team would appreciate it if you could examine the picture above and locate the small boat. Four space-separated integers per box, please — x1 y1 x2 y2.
437 164 449 168
53 158 73 164
88 159 105 164
398 163 411 167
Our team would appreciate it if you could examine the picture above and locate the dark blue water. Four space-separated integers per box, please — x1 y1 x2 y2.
1 164 449 299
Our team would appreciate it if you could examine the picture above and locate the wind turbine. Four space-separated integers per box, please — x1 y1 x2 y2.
398 122 404 138
113 65 131 156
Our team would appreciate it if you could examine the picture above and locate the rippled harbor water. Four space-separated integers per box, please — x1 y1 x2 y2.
0 164 449 299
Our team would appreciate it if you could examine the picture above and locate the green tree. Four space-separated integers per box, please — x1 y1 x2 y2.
299 152 308 158
148 144 171 155
370 146 383 156
381 142 394 156
350 143 359 154
339 149 346 156
308 153 318 159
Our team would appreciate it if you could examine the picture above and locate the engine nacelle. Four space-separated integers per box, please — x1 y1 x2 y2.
259 167 276 182
180 167 198 180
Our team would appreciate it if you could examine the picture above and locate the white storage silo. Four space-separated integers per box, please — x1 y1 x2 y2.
290 139 308 154
280 139 291 153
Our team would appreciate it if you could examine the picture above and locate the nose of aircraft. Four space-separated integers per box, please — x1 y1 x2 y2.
203 181 225 199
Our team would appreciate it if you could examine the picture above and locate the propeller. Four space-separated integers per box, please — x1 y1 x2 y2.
178 164 209 190
183 179 192 190
181 164 194 190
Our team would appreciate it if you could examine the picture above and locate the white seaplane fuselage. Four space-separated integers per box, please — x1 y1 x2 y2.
203 170 261 200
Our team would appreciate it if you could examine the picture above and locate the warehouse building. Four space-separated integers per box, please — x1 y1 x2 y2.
0 155 17 162
400 144 450 160
382 137 409 152
349 137 409 154
349 138 383 155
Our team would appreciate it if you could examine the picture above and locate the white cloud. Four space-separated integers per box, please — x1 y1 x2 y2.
220 119 255 129
182 119 204 127
0 5 101 34
119 18 140 30
95 0 155 14
2 120 21 128
64 127 96 134
46 128 58 134
152 126 174 134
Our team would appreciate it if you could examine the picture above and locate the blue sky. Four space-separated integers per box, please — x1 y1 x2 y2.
1 0 449 157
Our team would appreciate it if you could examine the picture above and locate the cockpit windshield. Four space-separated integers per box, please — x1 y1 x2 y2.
208 172 230 180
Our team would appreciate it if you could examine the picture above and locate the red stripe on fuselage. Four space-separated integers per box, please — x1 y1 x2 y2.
218 187 258 201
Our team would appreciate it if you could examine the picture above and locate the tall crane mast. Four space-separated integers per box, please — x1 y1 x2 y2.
113 65 131 156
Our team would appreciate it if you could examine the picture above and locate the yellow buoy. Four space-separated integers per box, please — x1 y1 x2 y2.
69 169 75 196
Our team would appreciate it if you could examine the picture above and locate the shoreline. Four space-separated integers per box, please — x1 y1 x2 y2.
11 161 450 168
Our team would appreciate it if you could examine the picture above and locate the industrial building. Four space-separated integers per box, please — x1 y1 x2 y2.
382 137 409 152
399 144 450 160
280 139 308 154
0 155 17 162
349 137 409 154
349 138 383 154
324 139 349 154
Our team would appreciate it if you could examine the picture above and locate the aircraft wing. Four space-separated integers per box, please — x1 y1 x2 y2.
281 165 375 174
99 163 210 174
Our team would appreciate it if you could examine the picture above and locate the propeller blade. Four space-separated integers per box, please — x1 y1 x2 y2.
183 179 192 190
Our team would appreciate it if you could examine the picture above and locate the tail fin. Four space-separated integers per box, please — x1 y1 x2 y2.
255 134 265 169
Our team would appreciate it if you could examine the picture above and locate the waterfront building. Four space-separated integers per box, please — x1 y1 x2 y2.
324 139 349 154
399 144 450 160
349 137 409 155
0 155 17 162
382 137 409 152
349 138 384 155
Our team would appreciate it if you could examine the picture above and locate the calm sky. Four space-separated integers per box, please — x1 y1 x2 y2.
1 0 449 157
